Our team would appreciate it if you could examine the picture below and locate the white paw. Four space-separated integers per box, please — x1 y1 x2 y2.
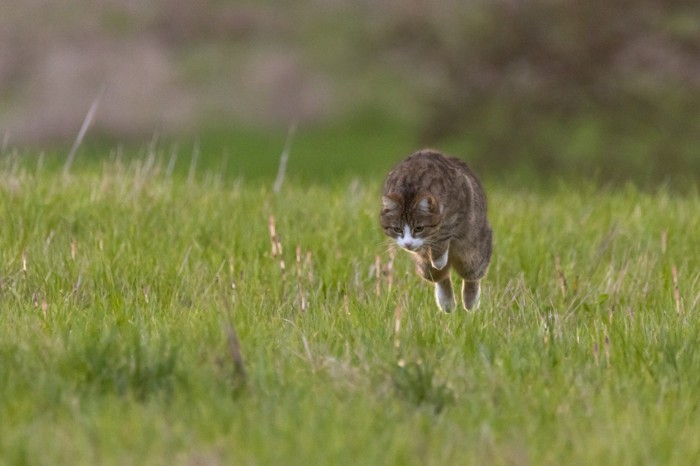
435 282 455 312
462 281 481 311
468 287 481 310
431 250 449 270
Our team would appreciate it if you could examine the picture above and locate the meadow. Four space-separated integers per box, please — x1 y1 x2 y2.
1 145 700 466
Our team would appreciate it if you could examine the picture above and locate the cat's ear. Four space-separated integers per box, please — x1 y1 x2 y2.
382 195 400 212
416 194 440 214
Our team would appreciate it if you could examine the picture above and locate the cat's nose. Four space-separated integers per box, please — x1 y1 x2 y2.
403 240 416 251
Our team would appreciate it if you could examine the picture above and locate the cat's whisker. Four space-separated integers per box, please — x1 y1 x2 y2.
374 255 382 297
381 241 400 258
372 237 392 247
373 237 398 252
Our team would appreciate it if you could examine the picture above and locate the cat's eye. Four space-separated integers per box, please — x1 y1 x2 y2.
413 226 425 234
392 227 403 234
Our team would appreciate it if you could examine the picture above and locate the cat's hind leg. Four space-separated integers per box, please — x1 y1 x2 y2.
415 256 454 312
461 280 481 311
435 277 456 313
452 254 488 311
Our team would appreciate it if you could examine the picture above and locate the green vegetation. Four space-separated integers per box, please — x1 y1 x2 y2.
3 2 698 462
6 1 700 185
1 149 699 465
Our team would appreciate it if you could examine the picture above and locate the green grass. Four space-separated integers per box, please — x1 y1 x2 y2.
69 111 416 183
1 151 700 465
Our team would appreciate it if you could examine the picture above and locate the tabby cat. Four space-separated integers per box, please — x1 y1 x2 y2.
380 149 492 312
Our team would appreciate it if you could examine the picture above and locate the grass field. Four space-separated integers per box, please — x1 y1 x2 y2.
1 149 700 465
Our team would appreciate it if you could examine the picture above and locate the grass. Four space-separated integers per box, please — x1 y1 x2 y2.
79 110 416 183
1 149 700 465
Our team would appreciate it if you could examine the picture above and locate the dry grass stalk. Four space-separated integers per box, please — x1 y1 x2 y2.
222 292 247 393
375 255 381 297
273 123 297 193
295 245 308 312
609 304 615 325
691 290 700 314
384 248 395 292
343 294 350 315
672 265 681 316
22 250 27 273
268 216 285 273
70 239 76 260
225 322 247 392
72 274 82 297
177 246 192 277
187 141 200 186
64 85 105 178
268 216 278 256
305 251 314 283
45 231 55 249
33 293 48 317
555 255 567 297
394 301 403 352
229 255 237 291
660 229 668 254
301 334 314 368
165 147 178 179
593 342 599 366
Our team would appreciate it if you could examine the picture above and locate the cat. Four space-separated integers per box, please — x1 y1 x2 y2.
380 149 492 312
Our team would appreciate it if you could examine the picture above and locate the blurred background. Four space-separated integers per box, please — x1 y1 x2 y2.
1 0 699 185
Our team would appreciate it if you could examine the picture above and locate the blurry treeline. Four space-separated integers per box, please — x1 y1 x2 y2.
379 0 700 184
1 0 698 184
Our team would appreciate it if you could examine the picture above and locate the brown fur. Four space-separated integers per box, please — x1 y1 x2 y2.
380 149 492 311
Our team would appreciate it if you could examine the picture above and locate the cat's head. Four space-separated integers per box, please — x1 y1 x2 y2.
380 192 443 251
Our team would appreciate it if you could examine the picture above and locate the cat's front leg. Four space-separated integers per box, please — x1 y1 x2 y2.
430 242 450 270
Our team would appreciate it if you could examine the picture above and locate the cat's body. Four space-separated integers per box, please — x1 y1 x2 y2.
380 149 492 311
